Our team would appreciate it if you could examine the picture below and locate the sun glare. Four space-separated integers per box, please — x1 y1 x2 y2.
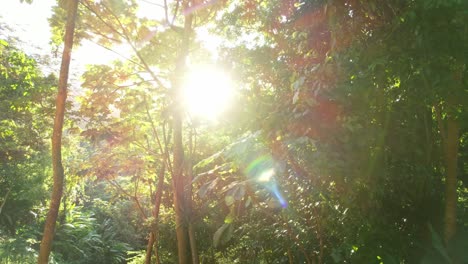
258 168 275 182
182 66 234 121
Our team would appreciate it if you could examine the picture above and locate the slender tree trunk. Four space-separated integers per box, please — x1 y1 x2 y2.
188 224 198 264
173 108 189 264
173 114 189 263
37 1 78 263
287 248 294 264
187 130 199 264
145 232 156 264
435 98 460 246
172 1 193 262
443 114 459 244
145 164 166 264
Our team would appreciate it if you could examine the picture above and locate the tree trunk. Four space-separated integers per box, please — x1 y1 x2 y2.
187 130 199 264
188 183 199 264
173 107 189 264
37 1 78 263
145 164 166 264
287 248 294 264
188 224 198 264
172 1 193 263
172 91 189 264
145 232 156 264
443 114 459 244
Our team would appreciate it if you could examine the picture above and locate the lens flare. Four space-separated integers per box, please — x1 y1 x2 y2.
245 155 287 208
269 184 288 208
258 168 275 182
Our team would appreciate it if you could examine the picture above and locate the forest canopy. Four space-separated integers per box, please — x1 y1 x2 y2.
0 0 467 263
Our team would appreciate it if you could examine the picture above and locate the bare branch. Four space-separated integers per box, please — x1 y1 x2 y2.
171 0 181 25
164 0 169 24
82 0 168 89
144 97 174 173
107 178 148 219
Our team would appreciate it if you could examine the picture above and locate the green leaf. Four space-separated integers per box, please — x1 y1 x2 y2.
0 39 8 47
198 182 210 199
225 195 235 206
213 223 233 248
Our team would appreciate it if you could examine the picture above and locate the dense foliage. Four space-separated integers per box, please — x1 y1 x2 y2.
1 0 467 263
0 38 55 262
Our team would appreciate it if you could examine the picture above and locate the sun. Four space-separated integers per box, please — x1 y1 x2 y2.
182 66 234 121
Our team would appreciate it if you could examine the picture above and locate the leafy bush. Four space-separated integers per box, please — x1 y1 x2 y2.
52 206 131 264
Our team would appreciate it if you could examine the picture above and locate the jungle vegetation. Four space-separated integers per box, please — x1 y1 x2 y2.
0 0 467 263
